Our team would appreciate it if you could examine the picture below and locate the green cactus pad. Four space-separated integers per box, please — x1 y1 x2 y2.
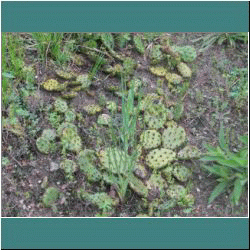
140 130 161 149
166 184 187 200
162 126 186 150
57 122 78 137
97 114 111 126
76 74 92 89
150 45 163 65
146 148 176 169
64 110 76 123
99 148 134 176
72 54 85 66
173 46 197 63
177 62 192 78
146 173 168 199
134 164 148 179
55 70 76 80
177 145 201 160
54 98 68 113
42 187 59 207
36 137 51 154
83 104 102 115
165 73 183 85
161 166 175 184
61 91 78 99
41 129 57 141
128 174 148 197
77 150 102 182
172 165 191 182
60 159 77 181
149 66 168 77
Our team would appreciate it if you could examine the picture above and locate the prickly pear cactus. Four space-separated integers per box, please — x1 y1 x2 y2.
134 164 148 179
144 103 169 129
57 122 78 137
133 34 145 54
60 127 82 153
36 137 51 154
55 70 76 80
172 165 191 182
128 174 149 197
61 91 78 99
161 166 175 184
146 148 176 169
150 45 163 65
65 110 76 123
146 173 168 199
166 184 187 200
97 114 111 126
173 46 197 63
60 159 77 181
84 104 102 115
99 147 133 176
79 190 119 213
106 101 118 113
165 73 183 85
76 74 92 89
77 150 102 182
162 126 186 150
177 62 192 78
41 129 57 141
54 98 68 113
177 145 201 160
140 130 161 149
149 66 168 77
72 54 85 66
42 79 67 92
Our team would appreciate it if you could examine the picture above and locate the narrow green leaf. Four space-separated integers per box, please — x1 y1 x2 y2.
230 179 244 205
208 181 228 204
202 164 230 179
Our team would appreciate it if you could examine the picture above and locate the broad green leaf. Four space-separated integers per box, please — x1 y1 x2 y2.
202 164 230 179
208 181 228 204
230 179 244 205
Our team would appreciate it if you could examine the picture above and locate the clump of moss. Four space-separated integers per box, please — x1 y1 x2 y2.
42 187 60 207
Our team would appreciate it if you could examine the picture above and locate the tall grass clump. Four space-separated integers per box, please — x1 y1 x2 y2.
105 77 142 203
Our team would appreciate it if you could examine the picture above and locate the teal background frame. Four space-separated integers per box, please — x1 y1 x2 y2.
1 1 249 249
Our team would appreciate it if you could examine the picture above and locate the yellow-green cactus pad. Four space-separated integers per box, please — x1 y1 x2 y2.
177 62 192 78
97 114 111 126
36 137 51 154
55 70 76 80
134 164 148 179
42 79 67 91
61 91 78 99
60 159 77 181
140 130 161 149
71 86 82 92
41 129 57 141
54 98 68 113
76 74 92 89
161 166 175 184
166 184 187 200
128 174 149 197
162 126 186 150
99 147 134 176
84 104 102 115
177 145 201 160
79 190 119 213
146 173 168 199
165 73 183 84
139 93 161 111
72 54 85 66
77 150 102 182
172 165 191 182
57 122 78 137
146 148 176 169
60 127 82 153
149 66 168 77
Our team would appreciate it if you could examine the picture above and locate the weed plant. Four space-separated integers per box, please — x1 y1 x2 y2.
200 122 248 205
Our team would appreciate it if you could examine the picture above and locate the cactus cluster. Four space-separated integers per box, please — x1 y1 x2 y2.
36 129 57 154
140 130 161 149
54 98 68 113
162 126 186 150
146 148 176 169
77 150 102 182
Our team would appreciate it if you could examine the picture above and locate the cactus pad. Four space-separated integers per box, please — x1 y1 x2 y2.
173 46 197 63
128 174 148 197
76 74 92 89
161 166 175 184
140 130 161 149
149 66 168 77
42 79 67 92
172 165 191 182
60 159 77 181
55 70 76 80
166 184 187 200
146 148 176 169
162 126 186 150
146 173 168 199
177 145 201 160
54 98 68 113
84 104 102 115
177 62 192 78
42 187 59 207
